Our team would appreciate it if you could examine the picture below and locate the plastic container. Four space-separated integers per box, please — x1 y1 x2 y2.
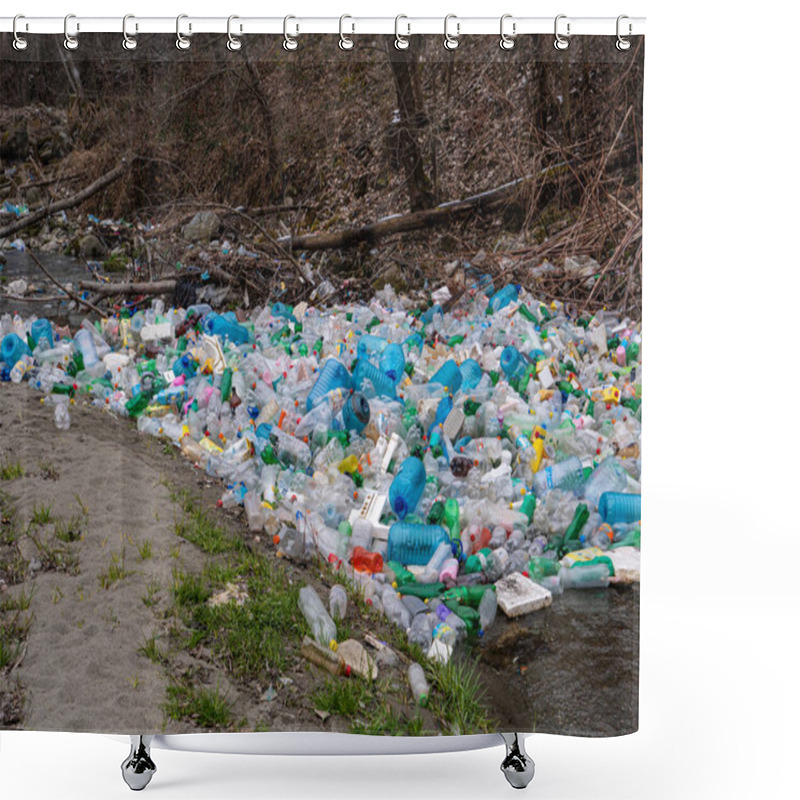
1 333 31 367
353 358 397 400
351 546 384 573
478 588 498 630
329 585 348 621
340 392 370 434
598 492 641 525
389 457 426 519
559 563 612 590
306 358 353 411
73 328 99 368
31 319 54 349
532 456 585 495
500 346 522 377
379 343 406 383
203 312 250 345
489 283 519 313
459 358 483 391
387 523 449 566
298 586 338 649
408 662 430 707
54 401 71 431
584 457 629 508
429 360 462 393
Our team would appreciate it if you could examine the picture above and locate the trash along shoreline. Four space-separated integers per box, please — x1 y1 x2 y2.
0 275 641 736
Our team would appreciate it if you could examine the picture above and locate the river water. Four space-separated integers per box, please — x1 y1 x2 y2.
2 248 640 737
0 249 92 325
478 583 639 736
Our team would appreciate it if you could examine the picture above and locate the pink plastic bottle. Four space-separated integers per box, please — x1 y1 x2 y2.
439 558 459 582
616 344 627 367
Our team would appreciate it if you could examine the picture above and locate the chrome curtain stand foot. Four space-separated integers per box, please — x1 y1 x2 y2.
500 733 535 789
121 735 156 791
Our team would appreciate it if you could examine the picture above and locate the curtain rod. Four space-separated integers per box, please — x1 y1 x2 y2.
0 16 646 37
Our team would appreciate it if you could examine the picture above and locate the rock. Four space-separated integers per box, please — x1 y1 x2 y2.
336 639 378 681
495 572 552 618
78 234 107 259
183 211 222 242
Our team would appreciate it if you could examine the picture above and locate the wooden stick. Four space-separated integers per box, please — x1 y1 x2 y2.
27 250 105 316
78 279 177 298
0 160 130 242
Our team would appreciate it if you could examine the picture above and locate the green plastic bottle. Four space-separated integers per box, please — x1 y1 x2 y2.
464 547 492 574
520 494 536 523
444 498 460 541
527 556 560 582
564 504 590 546
427 500 445 525
446 334 465 347
609 527 640 549
518 304 539 323
441 584 492 608
463 398 481 417
260 445 279 465
443 599 481 635
397 582 445 599
220 367 233 403
386 561 415 587
125 392 151 418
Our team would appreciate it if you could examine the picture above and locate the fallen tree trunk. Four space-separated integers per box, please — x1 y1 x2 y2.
276 173 557 253
78 279 177 297
0 160 130 241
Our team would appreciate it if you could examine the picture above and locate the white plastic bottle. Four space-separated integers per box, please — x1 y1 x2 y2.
54 402 71 431
329 584 348 621
408 662 430 707
298 586 338 649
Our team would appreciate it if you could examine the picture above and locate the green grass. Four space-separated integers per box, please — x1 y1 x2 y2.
180 555 301 676
350 703 425 736
426 656 493 735
142 576 161 607
136 538 153 561
172 489 239 555
54 514 84 543
311 677 369 718
0 612 30 669
26 530 80 574
98 548 129 590
138 633 167 664
164 680 233 729
171 568 211 608
0 586 34 613
0 459 23 481
30 503 53 526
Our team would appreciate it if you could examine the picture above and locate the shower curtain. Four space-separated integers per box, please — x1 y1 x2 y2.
0 30 642 740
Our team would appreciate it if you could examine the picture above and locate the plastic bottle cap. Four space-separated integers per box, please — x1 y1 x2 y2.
329 640 338 651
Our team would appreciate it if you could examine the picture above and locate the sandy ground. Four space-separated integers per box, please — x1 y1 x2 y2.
0 383 211 732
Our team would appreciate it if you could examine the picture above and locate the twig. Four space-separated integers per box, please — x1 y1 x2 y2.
27 250 105 316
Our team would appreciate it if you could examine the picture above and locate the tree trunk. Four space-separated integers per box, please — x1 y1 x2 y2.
385 40 435 212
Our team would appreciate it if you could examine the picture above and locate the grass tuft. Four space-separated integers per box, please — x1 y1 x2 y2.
0 459 23 481
164 680 233 729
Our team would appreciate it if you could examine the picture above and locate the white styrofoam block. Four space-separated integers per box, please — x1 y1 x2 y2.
607 546 641 583
495 572 552 618
102 352 130 372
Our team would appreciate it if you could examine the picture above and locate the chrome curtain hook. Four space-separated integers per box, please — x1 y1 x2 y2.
64 13 79 51
227 15 242 51
394 15 410 50
616 15 632 51
283 15 298 51
499 14 516 50
554 14 570 51
176 14 191 50
339 15 354 50
443 14 460 51
12 15 28 51
122 14 138 51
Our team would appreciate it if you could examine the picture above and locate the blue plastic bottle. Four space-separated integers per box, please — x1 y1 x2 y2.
357 334 388 363
203 312 250 345
271 302 297 322
489 284 520 313
306 358 353 411
429 359 462 393
459 358 482 391
388 523 449 566
339 392 371 434
30 319 54 349
1 333 31 367
598 492 641 525
500 346 521 377
389 457 427 519
353 358 397 400
173 353 197 380
380 343 406 383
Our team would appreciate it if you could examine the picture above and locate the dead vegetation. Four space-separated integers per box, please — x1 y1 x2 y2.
0 34 643 317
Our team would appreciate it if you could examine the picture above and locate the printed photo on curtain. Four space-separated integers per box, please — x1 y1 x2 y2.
0 26 643 772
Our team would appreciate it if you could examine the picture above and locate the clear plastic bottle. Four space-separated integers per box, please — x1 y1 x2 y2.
54 401 71 431
478 587 498 630
408 662 430 707
298 586 338 649
380 585 412 630
532 455 585 496
329 585 348 621
583 457 629 508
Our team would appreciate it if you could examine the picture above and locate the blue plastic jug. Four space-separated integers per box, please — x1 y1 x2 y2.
31 319 54 349
388 523 449 566
1 333 31 367
306 358 353 411
598 493 641 525
389 457 426 519
429 360 462 393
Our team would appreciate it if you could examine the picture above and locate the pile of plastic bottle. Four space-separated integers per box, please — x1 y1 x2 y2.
0 278 641 664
